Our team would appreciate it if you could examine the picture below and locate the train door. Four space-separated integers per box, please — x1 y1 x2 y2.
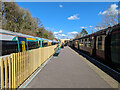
105 31 112 64
78 40 80 50
21 41 26 52
110 29 120 67
92 36 96 56
18 37 27 52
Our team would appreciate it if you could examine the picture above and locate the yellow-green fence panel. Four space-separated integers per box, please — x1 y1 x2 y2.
0 45 57 89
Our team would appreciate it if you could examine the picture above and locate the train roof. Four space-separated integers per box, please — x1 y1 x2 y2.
52 40 57 43
36 37 42 40
0 29 16 36
0 29 37 39
36 37 53 42
73 26 114 41
41 38 53 42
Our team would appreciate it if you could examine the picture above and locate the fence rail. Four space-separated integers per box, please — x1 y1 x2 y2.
0 45 57 89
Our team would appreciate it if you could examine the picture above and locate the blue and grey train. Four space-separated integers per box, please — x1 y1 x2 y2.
0 29 58 56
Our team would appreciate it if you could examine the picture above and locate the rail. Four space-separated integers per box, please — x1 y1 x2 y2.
0 45 57 89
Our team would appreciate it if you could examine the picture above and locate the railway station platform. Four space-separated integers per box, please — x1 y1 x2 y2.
23 46 118 88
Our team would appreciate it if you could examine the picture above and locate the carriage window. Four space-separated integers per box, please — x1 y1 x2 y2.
84 39 87 47
28 41 39 50
81 39 84 46
111 30 120 64
42 42 48 47
98 36 102 50
81 39 83 44
88 37 92 47
2 41 18 56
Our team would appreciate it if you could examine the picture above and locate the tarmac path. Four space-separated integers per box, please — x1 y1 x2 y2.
26 46 111 88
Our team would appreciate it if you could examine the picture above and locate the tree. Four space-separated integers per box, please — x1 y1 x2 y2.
80 29 88 36
43 33 48 39
96 4 118 29
36 27 44 37
47 31 54 40
2 2 25 32
75 34 80 39
23 9 33 30
2 2 55 40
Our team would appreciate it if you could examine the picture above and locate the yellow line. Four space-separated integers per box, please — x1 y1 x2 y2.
27 38 36 41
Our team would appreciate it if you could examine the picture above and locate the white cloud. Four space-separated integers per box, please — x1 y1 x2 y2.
111 4 118 10
59 30 62 33
54 30 66 39
54 32 58 34
80 26 87 29
61 34 66 36
98 11 108 15
59 5 63 8
46 27 50 30
89 25 93 28
67 31 78 39
45 27 55 31
68 14 80 20
68 31 78 34
94 27 106 30
54 30 78 39
98 4 118 15
53 30 62 35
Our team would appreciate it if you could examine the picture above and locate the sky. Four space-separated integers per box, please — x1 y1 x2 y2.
17 2 118 39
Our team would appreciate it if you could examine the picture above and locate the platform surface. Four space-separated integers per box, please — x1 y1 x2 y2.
26 47 111 88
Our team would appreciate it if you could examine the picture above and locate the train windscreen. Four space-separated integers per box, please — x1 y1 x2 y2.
1 41 18 56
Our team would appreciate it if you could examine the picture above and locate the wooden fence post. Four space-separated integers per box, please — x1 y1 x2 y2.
18 53 20 86
16 53 18 87
20 52 21 85
23 51 26 80
11 54 14 88
13 53 16 88
1 58 4 89
8 56 12 88
5 57 8 88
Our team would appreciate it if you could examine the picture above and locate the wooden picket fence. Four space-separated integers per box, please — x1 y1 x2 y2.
0 45 57 89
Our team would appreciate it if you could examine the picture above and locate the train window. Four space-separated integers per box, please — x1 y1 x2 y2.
81 39 84 46
1 41 18 56
42 42 48 47
84 39 87 47
88 37 92 47
98 36 102 50
28 41 39 50
91 37 94 48
81 39 83 44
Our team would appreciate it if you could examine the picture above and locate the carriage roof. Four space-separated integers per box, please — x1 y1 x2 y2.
0 29 37 39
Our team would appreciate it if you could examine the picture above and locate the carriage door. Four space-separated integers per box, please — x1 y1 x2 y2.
111 30 120 66
92 36 96 56
18 37 27 52
21 41 26 52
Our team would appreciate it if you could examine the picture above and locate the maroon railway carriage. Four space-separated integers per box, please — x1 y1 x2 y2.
71 24 120 69
73 29 107 61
